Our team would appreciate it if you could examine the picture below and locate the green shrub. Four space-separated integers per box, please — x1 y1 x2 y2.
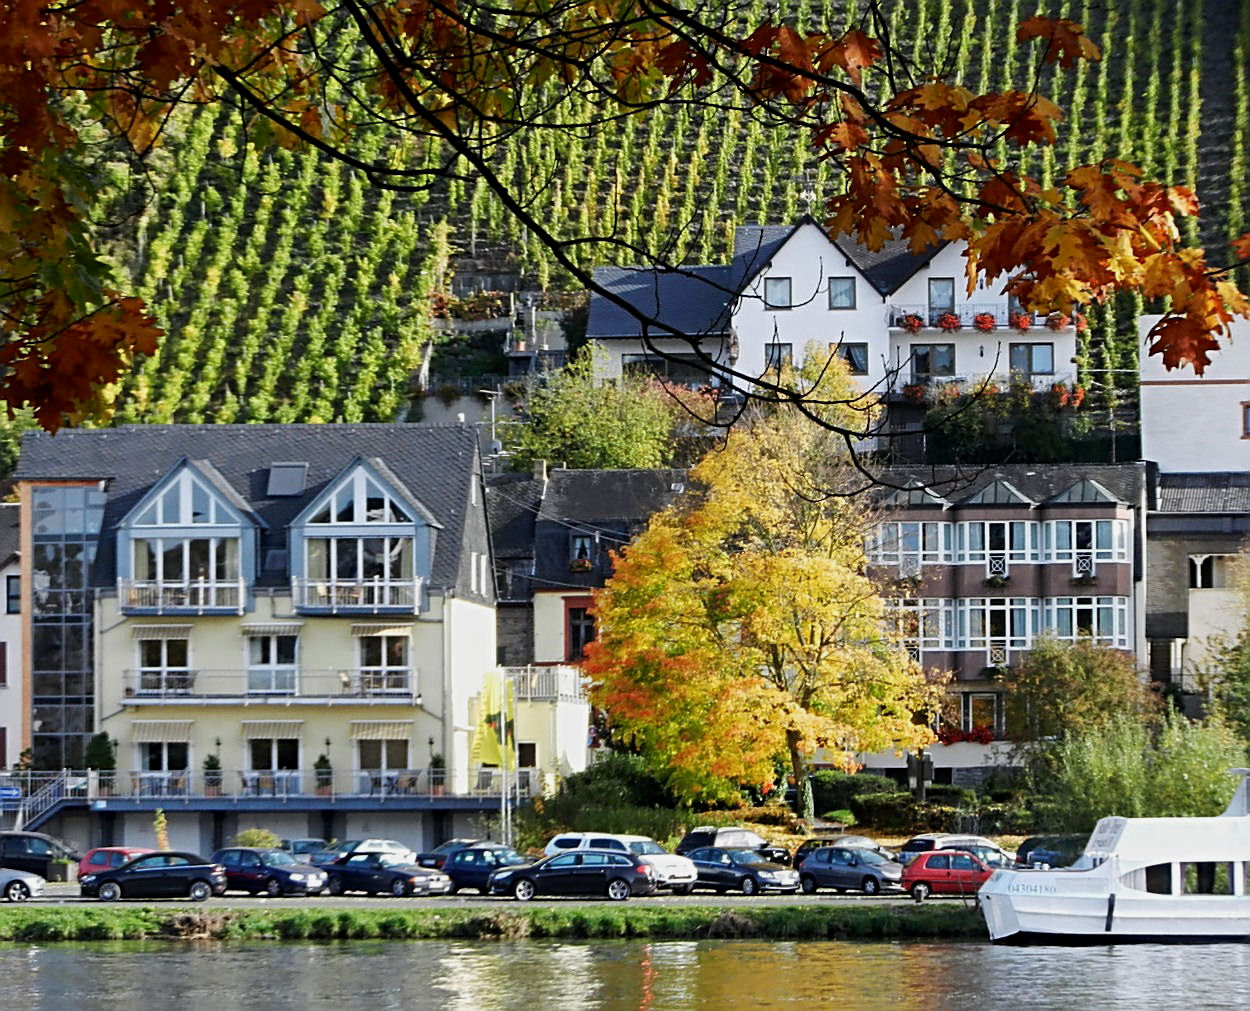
234 827 281 848
849 791 917 831
923 784 977 806
810 771 900 814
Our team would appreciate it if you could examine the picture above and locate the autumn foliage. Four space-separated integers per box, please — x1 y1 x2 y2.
2 2 1248 425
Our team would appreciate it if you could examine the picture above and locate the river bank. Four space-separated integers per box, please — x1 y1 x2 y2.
0 902 986 942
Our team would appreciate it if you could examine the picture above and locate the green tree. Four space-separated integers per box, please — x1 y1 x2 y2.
585 350 943 807
504 347 711 471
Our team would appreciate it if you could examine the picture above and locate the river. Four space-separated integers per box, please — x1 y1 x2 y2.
2 938 1243 1009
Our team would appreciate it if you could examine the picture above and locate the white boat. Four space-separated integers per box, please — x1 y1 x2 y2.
979 770 1250 944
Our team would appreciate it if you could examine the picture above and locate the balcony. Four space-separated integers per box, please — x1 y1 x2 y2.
118 578 246 615
291 576 423 613
121 667 422 703
887 303 1054 331
503 665 588 703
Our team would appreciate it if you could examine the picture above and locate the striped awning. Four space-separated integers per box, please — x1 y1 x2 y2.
240 623 304 637
349 720 413 741
131 625 193 640
130 720 194 743
239 720 304 739
350 624 412 637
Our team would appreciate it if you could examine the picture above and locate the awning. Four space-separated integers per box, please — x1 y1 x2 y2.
350 624 413 637
131 625 194 640
239 720 304 739
240 623 304 637
349 720 413 741
129 720 194 743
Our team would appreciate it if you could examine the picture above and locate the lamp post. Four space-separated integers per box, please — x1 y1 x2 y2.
1072 362 1139 464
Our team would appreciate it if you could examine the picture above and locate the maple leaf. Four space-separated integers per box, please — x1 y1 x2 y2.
1017 16 1101 67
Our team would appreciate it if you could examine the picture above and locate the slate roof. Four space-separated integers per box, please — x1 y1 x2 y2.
585 264 734 340
0 502 18 567
485 473 545 561
1155 473 1250 513
15 424 484 589
875 463 1146 509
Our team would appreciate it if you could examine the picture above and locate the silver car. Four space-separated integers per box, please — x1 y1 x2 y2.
0 866 44 901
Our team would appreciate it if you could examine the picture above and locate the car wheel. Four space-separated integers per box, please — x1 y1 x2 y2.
5 880 30 902
327 877 344 896
391 878 408 898
800 875 817 895
98 881 122 902
447 883 459 895
911 881 931 902
740 876 758 896
862 877 880 896
672 884 694 896
264 878 282 898
513 878 536 902
189 880 212 902
606 878 632 902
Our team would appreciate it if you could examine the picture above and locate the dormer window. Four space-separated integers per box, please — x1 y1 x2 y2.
570 533 594 572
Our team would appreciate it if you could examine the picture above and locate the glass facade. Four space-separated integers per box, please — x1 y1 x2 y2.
30 484 106 768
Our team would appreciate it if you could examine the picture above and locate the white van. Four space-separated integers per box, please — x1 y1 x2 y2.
544 832 697 893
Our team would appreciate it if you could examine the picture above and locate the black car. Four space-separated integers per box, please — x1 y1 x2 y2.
324 851 452 896
210 847 328 896
487 849 657 901
675 826 790 865
0 830 80 879
416 837 481 869
686 846 801 895
80 850 227 902
1015 833 1087 869
444 843 527 894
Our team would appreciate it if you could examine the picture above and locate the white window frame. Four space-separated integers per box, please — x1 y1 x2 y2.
247 634 298 694
764 277 792 310
359 633 411 694
869 521 952 571
136 637 191 694
1043 596 1129 647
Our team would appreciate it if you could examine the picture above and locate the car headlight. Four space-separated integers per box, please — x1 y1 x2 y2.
757 871 775 880
289 873 305 881
81 874 96 884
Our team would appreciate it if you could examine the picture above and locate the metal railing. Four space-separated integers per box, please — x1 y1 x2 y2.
118 578 246 613
502 665 587 702
291 577 422 612
887 303 1048 329
121 667 421 701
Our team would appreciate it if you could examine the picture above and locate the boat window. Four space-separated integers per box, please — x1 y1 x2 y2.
1131 863 1173 895
1183 861 1233 895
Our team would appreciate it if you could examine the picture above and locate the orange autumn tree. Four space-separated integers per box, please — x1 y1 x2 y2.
4 2 1249 427
584 350 945 807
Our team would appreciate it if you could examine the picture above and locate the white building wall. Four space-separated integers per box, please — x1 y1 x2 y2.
1140 315 1250 472
442 595 498 793
0 556 20 769
1185 587 1246 678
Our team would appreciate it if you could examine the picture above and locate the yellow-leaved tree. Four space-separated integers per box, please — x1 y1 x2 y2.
584 346 945 808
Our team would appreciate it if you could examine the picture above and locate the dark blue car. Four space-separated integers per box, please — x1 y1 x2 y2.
444 843 527 894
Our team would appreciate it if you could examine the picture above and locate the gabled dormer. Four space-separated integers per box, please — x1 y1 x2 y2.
117 459 261 614
289 457 439 614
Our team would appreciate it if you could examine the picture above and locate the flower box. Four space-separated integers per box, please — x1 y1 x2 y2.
1010 312 1032 333
900 313 925 334
973 312 997 332
1045 311 1071 330
936 312 962 332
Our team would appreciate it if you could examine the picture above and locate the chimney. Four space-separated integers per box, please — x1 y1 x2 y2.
533 459 548 483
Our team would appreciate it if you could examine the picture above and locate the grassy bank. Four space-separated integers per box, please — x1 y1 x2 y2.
0 903 986 943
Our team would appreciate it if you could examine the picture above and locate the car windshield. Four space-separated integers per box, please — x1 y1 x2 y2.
376 853 410 867
488 849 524 864
853 849 888 865
628 841 666 856
260 850 297 866
727 849 768 864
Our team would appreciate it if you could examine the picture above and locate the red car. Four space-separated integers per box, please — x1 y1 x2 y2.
900 848 994 901
78 846 154 881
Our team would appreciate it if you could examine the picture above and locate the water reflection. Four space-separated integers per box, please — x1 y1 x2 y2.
0 938 1247 1010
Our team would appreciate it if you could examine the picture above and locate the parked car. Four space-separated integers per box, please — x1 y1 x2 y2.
897 833 1012 868
543 832 698 894
416 837 481 869
901 849 995 901
309 837 417 867
280 838 330 858
487 849 658 901
444 843 528 894
324 851 452 897
80 850 227 901
78 846 154 881
797 846 903 895
0 866 44 902
0 830 80 879
686 846 801 895
675 826 791 865
1014 833 1087 869
210 847 328 896
792 834 895 867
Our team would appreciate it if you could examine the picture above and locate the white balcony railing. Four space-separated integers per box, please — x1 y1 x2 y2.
121 667 420 701
291 576 423 612
887 303 1054 329
502 665 588 703
119 578 246 613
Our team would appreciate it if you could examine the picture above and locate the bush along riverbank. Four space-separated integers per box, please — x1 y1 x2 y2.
0 903 986 943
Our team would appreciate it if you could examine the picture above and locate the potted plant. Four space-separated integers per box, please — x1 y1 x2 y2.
84 732 115 796
203 752 223 795
900 312 925 334
936 311 962 332
1010 311 1032 333
569 557 593 573
429 752 445 795
314 753 333 795
1046 311 1071 330
901 382 927 403
973 312 997 332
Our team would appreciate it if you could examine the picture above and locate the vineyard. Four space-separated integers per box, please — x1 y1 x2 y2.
96 0 1250 425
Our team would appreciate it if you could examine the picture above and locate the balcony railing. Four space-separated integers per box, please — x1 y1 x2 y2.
502 665 588 703
291 577 422 613
887 303 1049 329
119 578 246 614
121 667 420 701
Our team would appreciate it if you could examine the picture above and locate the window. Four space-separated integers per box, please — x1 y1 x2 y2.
141 742 188 772
928 278 955 323
764 277 792 309
888 599 951 656
1009 343 1054 376
570 534 593 564
1243 402 1250 439
566 597 596 660
309 472 411 525
955 598 1036 655
1043 596 1129 647
359 633 410 693
0 642 6 687
870 521 951 570
518 742 537 767
957 521 1039 572
828 277 856 309
249 737 299 771
359 738 408 772
910 343 955 379
247 634 297 694
764 343 793 370
1190 554 1237 589
1045 519 1128 571
835 342 869 375
131 536 240 607
962 693 1001 734
5 575 17 614
137 638 191 694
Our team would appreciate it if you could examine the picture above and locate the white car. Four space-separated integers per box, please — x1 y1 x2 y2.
544 832 697 894
0 865 44 902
